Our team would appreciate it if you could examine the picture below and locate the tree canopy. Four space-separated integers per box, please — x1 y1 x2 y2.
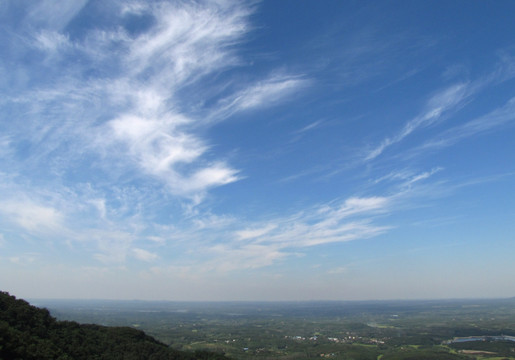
0 291 229 360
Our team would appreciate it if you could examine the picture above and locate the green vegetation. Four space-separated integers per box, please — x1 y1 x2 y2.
449 340 515 359
6 294 514 360
0 291 230 360
37 298 515 360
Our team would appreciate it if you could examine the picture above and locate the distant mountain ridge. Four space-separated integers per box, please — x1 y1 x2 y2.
0 291 229 360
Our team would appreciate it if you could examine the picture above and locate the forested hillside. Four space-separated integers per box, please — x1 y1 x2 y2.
0 291 229 360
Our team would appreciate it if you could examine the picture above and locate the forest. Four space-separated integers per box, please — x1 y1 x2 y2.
0 291 229 360
3 291 515 359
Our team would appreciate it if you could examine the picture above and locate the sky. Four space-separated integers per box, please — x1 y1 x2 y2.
1 0 515 301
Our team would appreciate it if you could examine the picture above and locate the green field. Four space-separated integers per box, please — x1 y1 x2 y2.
34 298 515 359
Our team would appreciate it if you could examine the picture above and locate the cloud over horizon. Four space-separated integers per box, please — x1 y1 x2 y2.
1 1 515 300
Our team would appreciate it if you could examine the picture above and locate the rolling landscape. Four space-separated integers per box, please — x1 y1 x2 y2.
25 295 515 359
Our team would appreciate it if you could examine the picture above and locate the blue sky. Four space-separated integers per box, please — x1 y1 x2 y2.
1 0 515 301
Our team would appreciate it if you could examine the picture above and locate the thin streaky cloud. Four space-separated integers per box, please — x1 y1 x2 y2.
366 54 515 163
367 56 515 161
402 167 443 187
418 97 515 152
295 119 324 134
372 169 413 184
208 74 309 123
126 1 251 85
144 192 401 274
370 168 443 195
33 30 72 53
206 195 395 272
235 224 278 241
365 82 471 161
2 1 515 300
26 0 88 32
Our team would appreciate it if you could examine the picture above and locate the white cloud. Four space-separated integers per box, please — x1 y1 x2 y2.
185 164 240 193
132 248 159 262
338 196 389 215
126 1 250 85
125 193 396 275
373 169 413 184
190 213 235 230
2 0 312 206
366 83 471 160
419 97 515 151
366 57 515 162
189 196 393 273
0 176 164 266
120 2 148 16
373 168 443 188
146 236 166 245
229 77 307 111
205 243 288 272
9 254 37 265
212 75 308 121
90 2 264 198
106 112 222 192
235 224 278 240
92 230 134 264
402 167 443 187
0 200 63 233
26 0 88 32
89 198 107 219
0 1 453 278
34 30 71 52
295 120 324 134
327 267 347 274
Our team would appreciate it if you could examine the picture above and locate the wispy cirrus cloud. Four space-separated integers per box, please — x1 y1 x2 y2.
190 195 393 272
0 0 462 280
33 30 72 53
366 83 471 160
0 174 158 266
295 120 324 134
209 74 309 122
235 224 278 241
373 167 443 188
105 111 240 195
92 1 254 197
26 0 88 31
196 167 444 273
365 56 515 161
134 189 406 275
0 200 64 234
126 2 251 82
1 0 308 204
185 164 442 274
418 97 515 152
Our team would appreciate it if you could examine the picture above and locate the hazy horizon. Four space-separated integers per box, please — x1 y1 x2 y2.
1 1 515 301
27 296 515 303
